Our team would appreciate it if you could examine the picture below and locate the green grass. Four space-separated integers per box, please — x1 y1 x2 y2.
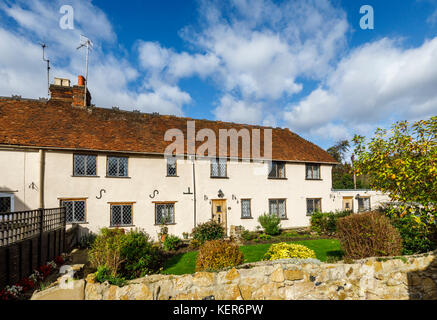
162 239 342 275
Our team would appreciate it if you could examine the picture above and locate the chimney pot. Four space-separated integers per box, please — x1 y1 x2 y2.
78 75 85 86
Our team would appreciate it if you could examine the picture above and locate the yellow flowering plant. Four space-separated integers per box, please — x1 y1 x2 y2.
263 243 316 261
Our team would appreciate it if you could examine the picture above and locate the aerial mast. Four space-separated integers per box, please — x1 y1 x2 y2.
40 43 50 97
77 35 93 106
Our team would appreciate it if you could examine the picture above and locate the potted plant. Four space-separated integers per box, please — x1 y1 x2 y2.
182 232 189 240
158 216 169 242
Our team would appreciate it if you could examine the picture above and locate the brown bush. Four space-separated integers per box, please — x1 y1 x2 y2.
337 211 403 259
196 240 244 272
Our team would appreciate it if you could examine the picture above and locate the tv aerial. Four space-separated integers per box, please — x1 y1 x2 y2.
77 35 93 106
40 43 50 97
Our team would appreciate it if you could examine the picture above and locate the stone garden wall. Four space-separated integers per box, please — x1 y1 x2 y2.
32 251 437 300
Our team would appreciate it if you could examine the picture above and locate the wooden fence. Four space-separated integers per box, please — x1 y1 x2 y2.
0 207 66 289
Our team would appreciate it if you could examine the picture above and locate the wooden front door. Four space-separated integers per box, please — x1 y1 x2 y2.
342 197 353 212
212 199 227 235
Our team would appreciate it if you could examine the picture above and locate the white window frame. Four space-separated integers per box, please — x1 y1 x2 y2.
0 193 14 213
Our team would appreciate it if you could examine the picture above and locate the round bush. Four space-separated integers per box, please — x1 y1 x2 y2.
337 211 403 259
263 243 316 261
196 240 244 272
192 220 225 244
163 234 182 251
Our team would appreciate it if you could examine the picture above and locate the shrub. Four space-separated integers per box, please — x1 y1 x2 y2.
310 211 352 235
89 228 126 277
89 228 164 280
95 266 126 287
337 211 403 259
263 243 316 261
189 239 201 250
119 229 164 279
240 228 258 241
259 234 271 241
196 240 244 272
257 213 281 236
163 234 182 251
386 206 437 255
192 220 225 244
79 232 97 249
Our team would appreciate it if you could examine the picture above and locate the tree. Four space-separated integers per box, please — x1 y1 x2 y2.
352 117 437 213
328 140 369 189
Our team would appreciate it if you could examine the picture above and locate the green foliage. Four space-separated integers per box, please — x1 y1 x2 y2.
386 206 437 255
192 220 225 244
352 117 437 220
195 240 244 272
337 211 403 259
257 213 281 235
240 228 258 241
259 234 271 240
95 266 126 286
310 211 352 235
163 234 182 251
120 229 164 279
263 243 316 261
189 239 201 250
89 228 164 280
89 228 126 277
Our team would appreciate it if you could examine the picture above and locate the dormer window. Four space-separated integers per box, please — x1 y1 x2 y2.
268 161 285 179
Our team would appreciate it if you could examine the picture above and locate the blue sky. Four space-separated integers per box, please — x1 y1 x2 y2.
0 0 436 150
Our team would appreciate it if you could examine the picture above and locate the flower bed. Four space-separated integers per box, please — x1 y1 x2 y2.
0 255 66 300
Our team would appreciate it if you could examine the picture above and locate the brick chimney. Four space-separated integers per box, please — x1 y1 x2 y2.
49 75 91 108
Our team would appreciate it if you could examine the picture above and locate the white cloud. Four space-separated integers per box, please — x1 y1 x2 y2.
284 37 437 139
213 94 263 125
0 0 191 116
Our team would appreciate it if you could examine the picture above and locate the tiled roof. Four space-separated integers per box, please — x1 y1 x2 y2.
0 97 337 164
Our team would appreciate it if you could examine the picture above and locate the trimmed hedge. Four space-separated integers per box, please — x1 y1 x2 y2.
196 240 244 272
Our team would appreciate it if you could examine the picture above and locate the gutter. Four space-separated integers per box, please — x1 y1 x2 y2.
192 155 197 229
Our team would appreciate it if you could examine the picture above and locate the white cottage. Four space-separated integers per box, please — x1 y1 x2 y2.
0 76 350 238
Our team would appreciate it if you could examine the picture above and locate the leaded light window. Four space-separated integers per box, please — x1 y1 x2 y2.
61 199 86 223
155 203 175 224
211 158 227 178
306 164 321 180
269 199 287 219
0 196 11 213
110 204 133 226
167 156 177 176
268 161 285 178
358 197 371 212
107 156 128 177
241 199 252 218
306 198 322 215
73 154 97 176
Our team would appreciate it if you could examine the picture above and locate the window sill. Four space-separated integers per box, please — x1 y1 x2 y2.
305 178 323 181
67 222 88 225
268 177 288 180
166 175 179 178
109 225 135 228
105 176 131 179
210 176 229 179
241 217 253 220
154 223 176 226
71 175 100 178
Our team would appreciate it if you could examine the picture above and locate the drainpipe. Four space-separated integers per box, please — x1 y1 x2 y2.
192 155 197 229
39 149 45 209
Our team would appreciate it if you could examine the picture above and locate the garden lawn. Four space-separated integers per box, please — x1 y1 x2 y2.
162 239 342 275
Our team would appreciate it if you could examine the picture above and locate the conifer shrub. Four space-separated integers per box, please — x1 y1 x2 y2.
257 213 281 235
195 240 244 272
337 211 403 259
